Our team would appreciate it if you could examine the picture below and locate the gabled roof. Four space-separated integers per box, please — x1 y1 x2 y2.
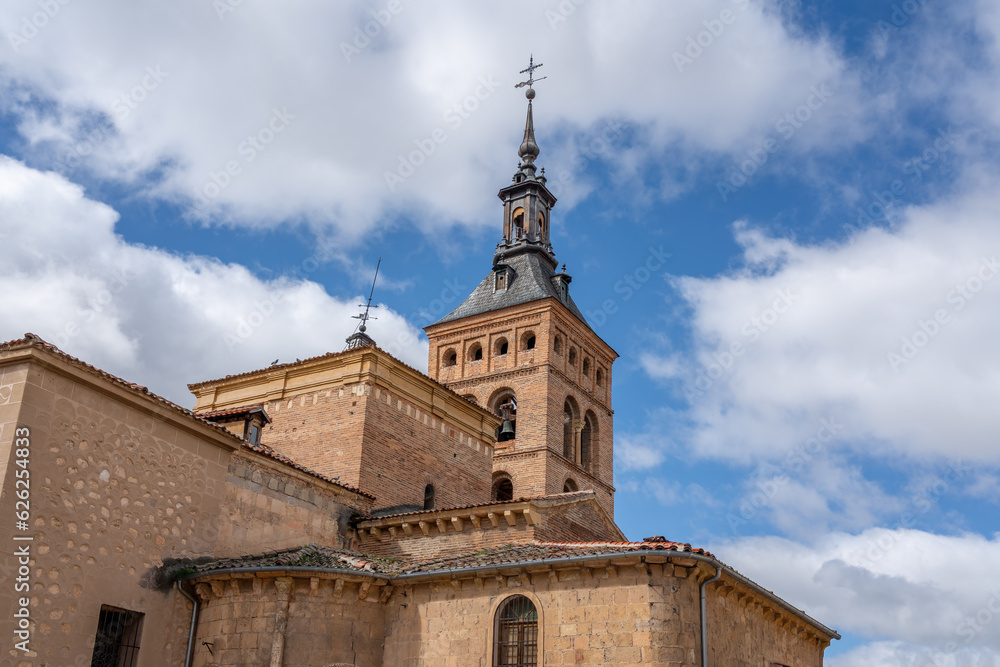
431 249 589 328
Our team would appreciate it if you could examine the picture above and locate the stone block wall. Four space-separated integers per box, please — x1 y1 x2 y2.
190 574 386 667
215 451 373 558
0 353 235 667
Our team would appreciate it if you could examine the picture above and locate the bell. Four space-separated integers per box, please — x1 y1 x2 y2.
498 420 516 442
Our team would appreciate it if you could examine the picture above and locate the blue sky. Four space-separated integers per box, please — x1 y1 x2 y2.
2 0 1000 664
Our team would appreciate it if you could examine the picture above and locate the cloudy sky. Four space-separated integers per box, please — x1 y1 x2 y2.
2 0 999 663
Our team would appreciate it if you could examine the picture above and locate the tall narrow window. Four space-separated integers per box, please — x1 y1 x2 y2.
562 401 574 460
423 484 435 510
581 414 594 470
494 595 538 667
91 605 143 667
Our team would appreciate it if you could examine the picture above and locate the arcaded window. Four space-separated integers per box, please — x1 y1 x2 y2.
423 484 435 510
537 212 545 238
521 331 536 351
568 348 577 366
493 476 514 502
596 369 603 387
496 338 509 356
470 343 483 362
91 605 143 667
494 595 538 667
553 336 562 354
443 349 457 367
563 478 578 493
582 359 590 377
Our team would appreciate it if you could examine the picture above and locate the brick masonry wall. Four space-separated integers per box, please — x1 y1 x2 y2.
216 452 373 558
0 357 232 667
259 382 492 511
356 496 621 560
354 514 538 560
360 386 491 510
426 301 617 519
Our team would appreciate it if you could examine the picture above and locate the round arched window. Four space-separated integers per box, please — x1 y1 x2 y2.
494 595 538 666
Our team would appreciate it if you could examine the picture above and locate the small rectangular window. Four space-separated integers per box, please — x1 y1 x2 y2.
248 423 261 446
91 605 143 667
495 271 507 291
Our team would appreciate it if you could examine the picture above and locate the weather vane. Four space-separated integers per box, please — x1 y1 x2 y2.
515 55 546 92
345 258 381 349
353 257 381 333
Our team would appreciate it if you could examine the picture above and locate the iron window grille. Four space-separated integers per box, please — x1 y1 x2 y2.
494 595 538 667
90 605 143 667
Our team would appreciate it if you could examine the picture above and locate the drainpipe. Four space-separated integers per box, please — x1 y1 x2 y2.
699 566 723 666
176 581 199 667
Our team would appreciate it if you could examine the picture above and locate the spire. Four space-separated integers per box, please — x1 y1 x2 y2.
514 55 547 181
518 94 539 169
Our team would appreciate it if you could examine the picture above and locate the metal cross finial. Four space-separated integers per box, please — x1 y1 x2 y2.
352 257 381 333
515 55 547 89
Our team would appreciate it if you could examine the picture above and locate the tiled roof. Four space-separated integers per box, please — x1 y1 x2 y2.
0 334 241 443
432 248 591 327
185 344 497 422
190 543 403 576
201 404 271 423
0 334 372 500
241 441 374 499
402 540 714 574
188 539 712 579
361 490 593 521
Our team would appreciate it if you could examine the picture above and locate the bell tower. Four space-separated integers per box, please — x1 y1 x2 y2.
424 58 619 519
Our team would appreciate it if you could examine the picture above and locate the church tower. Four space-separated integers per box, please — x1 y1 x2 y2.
425 59 618 518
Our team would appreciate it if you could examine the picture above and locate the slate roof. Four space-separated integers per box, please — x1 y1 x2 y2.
432 247 590 328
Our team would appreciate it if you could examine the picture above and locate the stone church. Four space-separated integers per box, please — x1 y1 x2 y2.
0 77 839 666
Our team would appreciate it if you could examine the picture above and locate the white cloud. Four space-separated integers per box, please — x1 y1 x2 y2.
712 529 1000 656
827 641 1000 667
0 0 863 239
0 157 428 404
640 183 1000 465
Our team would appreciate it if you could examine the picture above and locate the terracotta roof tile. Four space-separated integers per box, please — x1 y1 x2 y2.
0 334 373 500
361 490 593 521
190 543 403 576
189 539 713 579
201 404 271 423
1 333 241 442
186 343 497 422
401 541 714 574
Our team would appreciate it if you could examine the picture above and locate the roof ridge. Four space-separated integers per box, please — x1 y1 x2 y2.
1 333 241 442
